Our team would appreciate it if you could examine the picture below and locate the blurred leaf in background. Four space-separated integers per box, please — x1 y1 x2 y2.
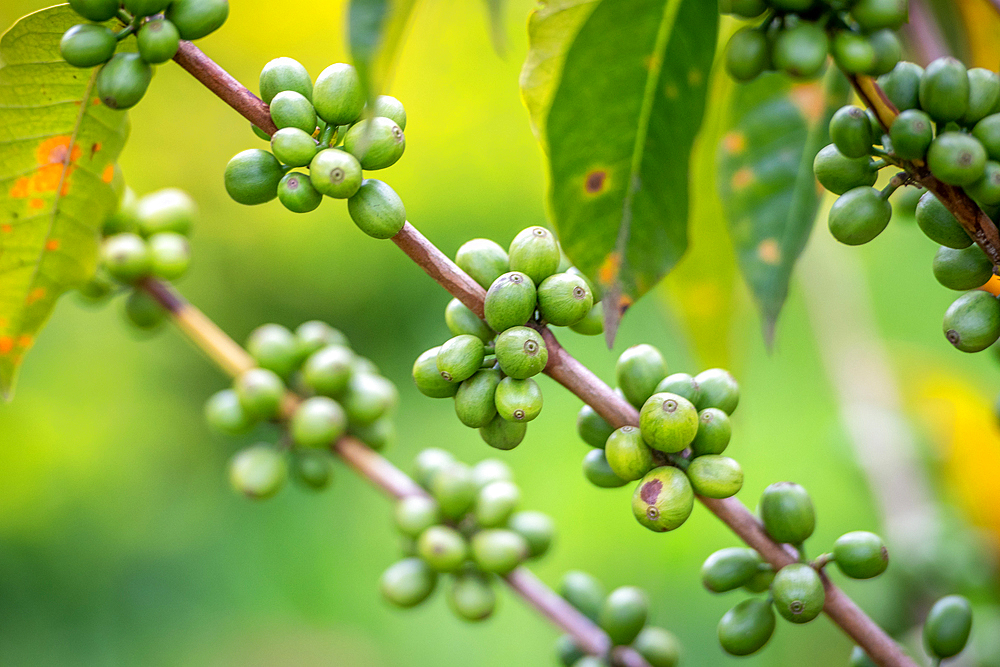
348 0 418 100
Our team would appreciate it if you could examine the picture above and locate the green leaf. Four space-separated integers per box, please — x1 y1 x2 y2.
715 68 849 343
540 0 718 343
0 5 129 399
481 0 507 57
348 0 418 100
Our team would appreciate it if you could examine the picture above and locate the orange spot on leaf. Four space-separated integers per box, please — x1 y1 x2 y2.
45 239 60 251
17 336 32 349
723 132 746 155
26 288 46 304
758 238 781 265
101 164 115 183
0 338 13 355
1 225 12 234
731 167 755 190
599 252 622 286
790 83 825 124
10 177 31 198
29 198 45 210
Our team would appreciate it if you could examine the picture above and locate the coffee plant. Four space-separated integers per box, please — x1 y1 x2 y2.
2 0 999 665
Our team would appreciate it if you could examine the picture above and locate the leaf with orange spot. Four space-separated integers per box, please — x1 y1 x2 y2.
0 6 130 399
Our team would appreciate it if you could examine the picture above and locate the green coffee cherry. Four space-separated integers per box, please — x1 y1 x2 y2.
973 113 1000 160
431 462 476 519
701 547 761 593
290 396 346 448
445 298 494 343
246 323 298 377
927 132 987 186
943 290 1000 352
494 377 542 423
920 57 970 123
136 188 196 237
224 149 283 205
372 95 407 130
475 479 520 527
484 272 537 332
251 123 271 141
61 24 116 68
77 269 115 304
687 455 743 499
136 19 180 65
97 53 152 110
348 179 406 239
813 144 879 196
718 0 766 17
124 0 169 18
259 57 312 105
289 449 332 490
717 598 775 656
583 448 629 488
456 238 510 289
104 187 140 235
309 148 362 199
831 32 876 75
271 128 318 167
923 594 973 658
233 368 284 420
772 23 828 79
599 586 647 646
850 646 878 667
759 481 816 544
394 495 440 538
556 635 585 667
102 233 151 282
471 458 513 489
124 290 164 329
417 525 467 572
495 326 547 379
967 160 1000 206
744 566 775 594
341 372 397 425
229 443 286 499
833 531 889 579
604 426 654 481
878 61 924 111
508 510 554 558
831 106 874 159
470 528 529 574
916 192 972 248
303 344 354 396
413 346 459 398
343 118 406 170
694 368 739 414
379 557 437 608
828 186 892 246
690 408 732 456
313 63 365 125
164 0 229 40
577 404 615 448
889 109 933 160
724 28 768 82
893 184 924 216
204 388 253 434
852 0 908 30
69 0 118 21
454 369 501 428
639 393 698 453
962 68 1000 126
269 90 316 134
633 627 679 667
616 344 668 409
295 320 347 358
480 413 528 450
537 273 593 326
437 334 485 384
933 245 993 290
655 373 701 405
560 570 605 622
771 563 824 623
508 226 560 285
632 466 694 532
147 232 190 281
278 171 322 213
349 416 395 451
413 448 455 489
571 303 604 336
448 572 496 621
566 266 602 303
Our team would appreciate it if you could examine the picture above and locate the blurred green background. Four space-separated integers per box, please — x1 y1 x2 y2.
2 1 999 665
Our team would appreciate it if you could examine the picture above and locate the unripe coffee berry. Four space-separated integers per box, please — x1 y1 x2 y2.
471 458 513 489
259 57 312 105
616 344 668 409
559 570 605 622
508 510 555 558
124 290 164 329
413 346 460 398
831 32 876 75
973 114 1000 160
484 271 537 332
372 95 407 130
577 404 615 448
60 24 116 68
454 369 501 428
341 372 397 425
270 90 317 134
136 19 180 65
495 326 548 379
69 0 119 21
771 563 825 623
878 61 923 111
416 524 467 572
701 547 761 593
412 448 455 489
508 226 561 285
927 132 987 186
633 627 680 667
967 160 1000 205
379 557 437 608
437 334 485 383
717 598 775 656
480 413 528 450
571 302 604 336
690 408 732 456
246 323 299 377
916 192 972 248
102 233 151 282
456 238 510 289
347 179 406 239
475 479 520 527
537 273 593 326
494 376 543 422
278 171 323 213
471 528 529 574
96 53 151 109
830 106 875 159
556 635 585 667
852 0 909 31
204 388 253 434
772 23 828 79
229 443 287 499
312 63 365 124
291 449 333 490
759 481 816 544
295 320 347 357
271 128 318 167
833 531 889 579
686 455 743 499
632 466 694 532
304 344 354 397
694 368 739 414
932 245 993 291
290 395 346 448
234 367 285 420
604 426 654 482
583 448 629 488
349 416 395 451
828 187 892 246
136 188 197 237
309 148 362 198
448 572 496 621
394 495 441 538
445 298 494 343
164 0 229 40
963 68 1000 126
813 145 879 195
919 57 970 123
225 149 283 205
655 372 701 406
343 117 406 170
943 290 1000 352
639 393 698 453
430 461 476 519
923 594 973 658
598 586 648 646
724 28 767 82
889 109 933 160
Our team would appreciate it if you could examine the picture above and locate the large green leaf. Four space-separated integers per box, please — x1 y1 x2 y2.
715 68 848 342
540 0 718 342
348 0 418 100
0 5 129 399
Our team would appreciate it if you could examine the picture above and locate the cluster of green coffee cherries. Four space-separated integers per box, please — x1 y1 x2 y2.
206 321 397 499
555 570 680 667
380 451 552 619
721 0 905 82
411 227 603 450
224 58 408 231
574 344 742 532
61 0 229 109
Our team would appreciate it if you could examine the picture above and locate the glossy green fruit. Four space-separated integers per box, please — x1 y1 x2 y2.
471 528 529 574
147 232 190 281
725 28 768 82
577 404 615 448
292 449 333 489
556 635 585 667
102 233 151 282
124 290 164 329
417 525 467 572
372 95 407 130
760 482 816 544
484 272 537 332
892 184 924 215
123 0 169 16
923 595 973 658
508 226 560 285
136 188 196 237
69 0 118 21
604 426 654 482
889 109 933 160
290 396 346 448
437 334 485 384
962 68 1000 126
341 372 397 425
655 373 700 405
349 416 395 451
570 302 604 336
343 117 406 170
271 128 317 167
165 0 229 40
471 458 513 489
702 547 761 593
687 455 743 499
494 377 542 422
617 344 668 409
694 368 740 414
456 238 510 289
744 567 775 594
771 563 824 623
508 510 554 558
878 61 923 111
412 448 454 489
833 531 889 579
445 298 494 343
246 323 298 377
394 495 440 538
920 57 970 123
309 148 362 199
773 23 828 79
430 462 476 519
718 0 766 17
560 571 605 622
313 63 365 125
639 393 698 453
691 408 732 456
831 106 875 159
413 346 459 399
277 171 322 213
348 179 406 239
475 479 520 527
867 30 902 77
632 466 694 532
582 448 628 488
828 186 892 246
831 31 876 74
448 572 496 621
97 53 152 109
259 57 312 105
812 144 879 195
77 268 115 304
454 369 501 428
295 321 347 358
537 273 593 326
303 344 354 396
269 90 316 134
495 326 547 379
233 367 284 419
136 19 179 64
850 646 879 667
967 160 1000 205
717 599 775 656
933 245 993 290
633 627 680 667
204 388 253 434
973 113 1000 160
851 0 908 30
480 413 528 450
229 444 286 499
927 132 987 186
224 149 283 205
60 24 116 68
943 290 1000 352
379 558 437 608
104 187 140 235
599 586 647 646
916 192 972 248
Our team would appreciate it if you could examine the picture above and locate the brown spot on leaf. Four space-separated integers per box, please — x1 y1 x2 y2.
585 170 607 194
731 167 755 190
640 479 662 505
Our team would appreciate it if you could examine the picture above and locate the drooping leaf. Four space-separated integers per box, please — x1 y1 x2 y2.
0 5 130 399
348 0 418 101
540 0 718 343
482 0 507 57
716 68 849 343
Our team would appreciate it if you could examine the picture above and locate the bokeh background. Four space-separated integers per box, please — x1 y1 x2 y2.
2 1 1000 665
